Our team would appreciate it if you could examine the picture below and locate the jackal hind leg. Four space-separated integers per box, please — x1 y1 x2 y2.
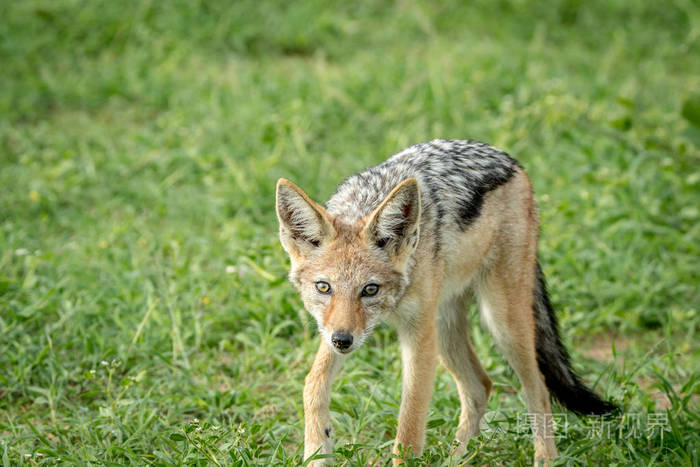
437 293 492 459
477 266 558 464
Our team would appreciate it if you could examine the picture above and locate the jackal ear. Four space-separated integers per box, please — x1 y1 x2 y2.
364 178 421 260
276 178 335 257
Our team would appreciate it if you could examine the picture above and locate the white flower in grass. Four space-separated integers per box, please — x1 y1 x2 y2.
225 265 236 274
15 248 29 256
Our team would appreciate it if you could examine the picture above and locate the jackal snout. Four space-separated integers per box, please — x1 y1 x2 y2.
322 296 366 353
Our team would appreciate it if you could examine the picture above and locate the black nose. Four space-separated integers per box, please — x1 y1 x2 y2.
331 331 353 350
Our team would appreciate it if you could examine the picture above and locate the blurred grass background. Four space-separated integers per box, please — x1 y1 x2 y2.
1 0 698 464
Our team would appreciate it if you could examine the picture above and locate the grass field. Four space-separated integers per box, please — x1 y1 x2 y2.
1 0 699 465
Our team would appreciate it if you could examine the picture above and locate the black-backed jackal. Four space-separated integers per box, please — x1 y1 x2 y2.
275 140 616 465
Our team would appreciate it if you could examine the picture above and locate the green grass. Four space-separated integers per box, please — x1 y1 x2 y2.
1 0 699 465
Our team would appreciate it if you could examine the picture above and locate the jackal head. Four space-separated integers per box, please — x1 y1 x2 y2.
276 178 421 354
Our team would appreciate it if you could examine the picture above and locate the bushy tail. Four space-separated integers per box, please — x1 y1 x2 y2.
534 262 617 415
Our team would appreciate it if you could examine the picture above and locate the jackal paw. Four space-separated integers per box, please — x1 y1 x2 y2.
304 436 334 466
451 439 467 460
451 423 481 460
304 449 333 467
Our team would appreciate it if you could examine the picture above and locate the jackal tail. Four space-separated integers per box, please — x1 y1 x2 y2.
534 262 618 415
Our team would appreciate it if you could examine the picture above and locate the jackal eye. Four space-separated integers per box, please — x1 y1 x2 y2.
361 283 380 297
315 281 331 294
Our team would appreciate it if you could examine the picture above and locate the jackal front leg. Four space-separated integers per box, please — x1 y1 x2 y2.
393 313 438 464
303 340 345 465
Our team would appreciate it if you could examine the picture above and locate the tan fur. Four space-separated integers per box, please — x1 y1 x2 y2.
389 252 441 463
303 341 345 462
278 167 560 466
322 295 366 336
